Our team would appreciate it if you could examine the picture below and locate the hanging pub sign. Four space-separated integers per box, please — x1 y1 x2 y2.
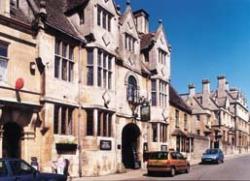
100 140 112 151
141 101 150 121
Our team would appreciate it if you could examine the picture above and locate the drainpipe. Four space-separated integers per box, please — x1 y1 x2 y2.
78 42 83 177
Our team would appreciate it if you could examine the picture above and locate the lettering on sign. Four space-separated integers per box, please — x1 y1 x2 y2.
100 140 112 151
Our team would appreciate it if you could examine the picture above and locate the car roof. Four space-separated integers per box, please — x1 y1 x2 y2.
0 158 24 161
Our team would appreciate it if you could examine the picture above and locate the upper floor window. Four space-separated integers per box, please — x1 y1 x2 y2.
54 105 73 135
159 80 167 107
0 42 8 82
127 76 139 104
151 80 157 106
158 49 167 65
125 33 136 53
97 49 113 89
97 5 112 31
87 49 94 85
151 79 167 107
54 39 74 82
175 110 179 128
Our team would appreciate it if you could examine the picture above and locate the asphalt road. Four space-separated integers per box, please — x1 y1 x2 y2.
127 155 250 180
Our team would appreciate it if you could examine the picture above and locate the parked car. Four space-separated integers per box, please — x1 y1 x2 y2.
201 148 224 164
0 158 67 181
146 151 190 177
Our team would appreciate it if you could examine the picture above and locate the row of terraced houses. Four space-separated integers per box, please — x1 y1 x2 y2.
0 0 249 177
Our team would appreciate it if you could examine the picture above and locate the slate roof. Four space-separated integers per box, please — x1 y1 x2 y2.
10 6 31 24
140 33 155 50
169 85 192 114
65 0 89 13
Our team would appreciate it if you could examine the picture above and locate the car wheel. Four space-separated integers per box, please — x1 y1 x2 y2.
170 167 176 177
185 165 190 173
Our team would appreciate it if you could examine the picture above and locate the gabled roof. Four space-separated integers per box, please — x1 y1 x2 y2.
65 0 89 13
169 85 192 114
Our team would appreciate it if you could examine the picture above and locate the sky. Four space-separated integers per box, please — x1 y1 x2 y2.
115 0 250 106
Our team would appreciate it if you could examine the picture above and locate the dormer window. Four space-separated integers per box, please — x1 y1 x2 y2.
158 49 167 65
97 5 112 31
125 33 136 53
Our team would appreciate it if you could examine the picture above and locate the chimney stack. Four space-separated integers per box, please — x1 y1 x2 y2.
188 83 196 96
133 9 149 34
202 79 210 94
217 75 227 97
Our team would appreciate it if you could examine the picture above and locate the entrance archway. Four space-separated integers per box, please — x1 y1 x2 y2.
122 123 141 169
2 122 23 158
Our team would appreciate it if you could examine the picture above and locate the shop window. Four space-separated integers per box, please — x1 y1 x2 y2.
86 110 94 136
54 39 74 82
125 33 136 53
0 42 8 82
97 5 112 32
54 105 73 135
152 123 158 142
97 111 112 137
87 49 94 85
175 110 179 128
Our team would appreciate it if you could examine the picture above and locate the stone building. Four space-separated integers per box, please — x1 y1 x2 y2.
0 0 171 177
168 85 193 159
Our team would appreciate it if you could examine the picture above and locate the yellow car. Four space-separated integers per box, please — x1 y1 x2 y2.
146 151 190 177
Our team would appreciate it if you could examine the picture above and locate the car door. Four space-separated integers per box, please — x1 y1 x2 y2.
176 152 186 171
0 160 12 181
8 160 35 181
170 152 181 171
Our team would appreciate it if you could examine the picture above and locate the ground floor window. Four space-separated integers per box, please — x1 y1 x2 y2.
86 109 113 137
176 136 193 153
54 105 74 135
152 123 168 142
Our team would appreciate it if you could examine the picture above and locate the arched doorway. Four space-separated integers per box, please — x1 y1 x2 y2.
122 123 141 169
2 122 23 158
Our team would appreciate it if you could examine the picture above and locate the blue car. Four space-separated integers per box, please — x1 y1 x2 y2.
201 148 224 164
0 158 67 181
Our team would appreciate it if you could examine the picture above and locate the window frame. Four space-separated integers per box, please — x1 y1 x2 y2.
54 39 75 82
97 5 112 32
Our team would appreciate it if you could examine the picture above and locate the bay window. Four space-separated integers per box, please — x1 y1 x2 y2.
54 105 73 135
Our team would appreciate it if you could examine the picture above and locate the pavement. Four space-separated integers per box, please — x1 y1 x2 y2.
72 153 250 181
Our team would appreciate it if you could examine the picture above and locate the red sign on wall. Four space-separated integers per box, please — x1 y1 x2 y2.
15 78 24 90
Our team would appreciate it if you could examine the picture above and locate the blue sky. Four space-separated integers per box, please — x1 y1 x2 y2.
115 0 250 105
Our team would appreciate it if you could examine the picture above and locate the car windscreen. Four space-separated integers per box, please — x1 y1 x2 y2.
205 149 218 154
148 152 168 160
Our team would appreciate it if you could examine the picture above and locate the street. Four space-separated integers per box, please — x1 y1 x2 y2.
73 154 250 180
127 155 250 180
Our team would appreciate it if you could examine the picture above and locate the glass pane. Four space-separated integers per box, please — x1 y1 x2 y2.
87 49 93 65
152 124 157 142
62 42 67 57
97 7 101 26
108 15 111 31
68 62 74 82
87 110 94 136
97 112 102 136
0 59 7 81
10 160 33 176
0 44 7 57
152 92 157 106
54 56 60 78
98 50 102 66
87 67 94 85
103 53 107 69
103 70 107 88
108 56 112 70
61 59 68 81
55 40 60 55
103 11 106 29
0 161 7 176
69 46 74 60
54 105 59 134
68 109 73 135
151 80 156 91
108 72 112 89
108 114 112 137
61 107 66 134
98 68 102 87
